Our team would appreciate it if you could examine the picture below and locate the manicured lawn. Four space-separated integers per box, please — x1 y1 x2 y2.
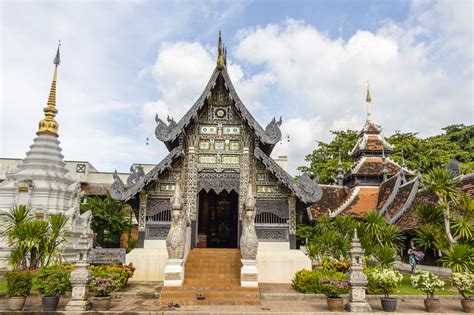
0 272 6 292
394 274 458 296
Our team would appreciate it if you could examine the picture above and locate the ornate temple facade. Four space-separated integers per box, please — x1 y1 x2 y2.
0 45 92 269
110 33 321 283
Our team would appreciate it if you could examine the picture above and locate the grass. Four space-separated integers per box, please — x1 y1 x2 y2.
393 274 458 296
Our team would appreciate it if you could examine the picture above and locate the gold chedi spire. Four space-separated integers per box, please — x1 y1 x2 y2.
217 31 225 70
37 42 60 136
366 81 372 103
365 81 373 122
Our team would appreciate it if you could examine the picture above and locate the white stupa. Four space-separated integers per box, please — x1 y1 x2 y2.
0 44 92 269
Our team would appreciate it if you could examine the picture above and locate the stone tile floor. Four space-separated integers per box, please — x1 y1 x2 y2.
0 282 466 313
0 297 466 313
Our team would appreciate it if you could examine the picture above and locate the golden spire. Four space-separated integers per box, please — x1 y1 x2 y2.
366 81 372 103
365 81 373 122
217 31 225 70
37 42 60 136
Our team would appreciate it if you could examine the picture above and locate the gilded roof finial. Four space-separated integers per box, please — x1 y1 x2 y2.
217 31 225 70
37 41 60 137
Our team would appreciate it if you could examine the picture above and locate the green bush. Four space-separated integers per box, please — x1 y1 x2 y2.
365 267 384 294
5 271 33 297
292 269 322 293
35 266 71 297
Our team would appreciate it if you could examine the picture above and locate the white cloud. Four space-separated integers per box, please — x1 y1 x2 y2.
232 1 473 173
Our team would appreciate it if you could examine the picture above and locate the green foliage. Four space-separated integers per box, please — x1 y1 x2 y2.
296 224 313 246
88 264 135 291
5 271 33 297
438 244 474 273
298 130 358 184
298 125 473 184
35 266 71 297
322 258 350 273
80 194 131 248
292 269 322 293
292 269 347 296
415 203 444 226
414 225 446 251
0 206 69 270
373 246 397 268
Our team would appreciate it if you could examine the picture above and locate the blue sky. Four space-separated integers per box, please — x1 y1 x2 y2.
1 0 472 175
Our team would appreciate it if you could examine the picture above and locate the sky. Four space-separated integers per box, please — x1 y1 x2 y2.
1 0 473 175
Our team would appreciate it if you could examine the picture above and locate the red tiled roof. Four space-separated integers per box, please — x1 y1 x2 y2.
352 157 400 176
385 181 416 219
308 185 350 219
376 174 399 209
339 187 379 217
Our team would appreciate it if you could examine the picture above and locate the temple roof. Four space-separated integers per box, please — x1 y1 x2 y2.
154 66 282 154
350 121 394 158
254 147 322 203
109 145 183 201
349 156 405 177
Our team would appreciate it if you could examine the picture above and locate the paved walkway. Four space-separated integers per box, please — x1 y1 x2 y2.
394 262 452 277
0 296 466 314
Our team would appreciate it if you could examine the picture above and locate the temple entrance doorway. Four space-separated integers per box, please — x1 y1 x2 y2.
197 189 239 248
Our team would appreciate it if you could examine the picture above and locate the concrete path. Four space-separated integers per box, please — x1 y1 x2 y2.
394 262 452 277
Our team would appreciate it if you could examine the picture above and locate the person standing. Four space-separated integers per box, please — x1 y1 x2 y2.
408 243 417 272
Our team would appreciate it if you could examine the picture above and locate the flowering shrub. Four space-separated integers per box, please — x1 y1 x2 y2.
411 270 445 299
320 272 349 298
367 267 403 298
89 276 118 297
452 272 474 299
89 264 135 290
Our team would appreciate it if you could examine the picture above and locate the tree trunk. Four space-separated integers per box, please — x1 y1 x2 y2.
442 202 456 245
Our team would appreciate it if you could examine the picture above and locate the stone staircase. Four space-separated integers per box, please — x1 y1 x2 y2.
159 248 260 305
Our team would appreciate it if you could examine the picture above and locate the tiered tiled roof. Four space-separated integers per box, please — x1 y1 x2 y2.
350 157 403 177
384 177 420 222
350 121 394 158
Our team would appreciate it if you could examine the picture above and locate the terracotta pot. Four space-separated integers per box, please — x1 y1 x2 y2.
381 297 397 312
461 299 474 313
424 298 441 313
94 296 112 311
7 296 26 311
42 296 59 311
326 297 344 311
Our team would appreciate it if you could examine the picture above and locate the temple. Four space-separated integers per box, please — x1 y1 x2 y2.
109 32 321 284
308 84 474 237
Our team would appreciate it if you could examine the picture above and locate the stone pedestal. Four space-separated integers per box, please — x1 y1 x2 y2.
345 229 371 312
241 259 258 287
164 259 185 286
65 261 92 311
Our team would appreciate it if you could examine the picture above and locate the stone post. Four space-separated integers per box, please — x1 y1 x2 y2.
65 218 92 311
345 229 371 312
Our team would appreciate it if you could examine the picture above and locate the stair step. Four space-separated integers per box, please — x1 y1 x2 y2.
159 248 259 305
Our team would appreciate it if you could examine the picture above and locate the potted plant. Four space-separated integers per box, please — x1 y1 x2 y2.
411 270 445 312
89 275 118 311
5 270 33 311
320 272 349 311
35 267 71 311
452 272 474 313
368 267 403 312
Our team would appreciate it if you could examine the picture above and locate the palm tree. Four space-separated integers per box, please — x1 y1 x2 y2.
362 210 387 246
422 167 460 245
